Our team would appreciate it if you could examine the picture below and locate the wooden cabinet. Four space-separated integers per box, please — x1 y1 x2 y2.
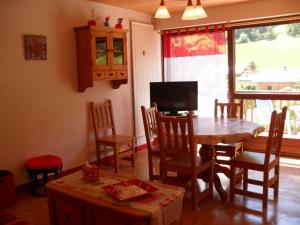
47 187 152 225
55 197 83 225
74 25 128 92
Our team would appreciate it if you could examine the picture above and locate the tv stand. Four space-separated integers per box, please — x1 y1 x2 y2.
163 111 197 117
164 111 184 116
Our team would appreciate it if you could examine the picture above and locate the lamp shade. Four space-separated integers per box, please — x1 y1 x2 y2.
155 0 171 19
182 0 197 20
195 0 207 18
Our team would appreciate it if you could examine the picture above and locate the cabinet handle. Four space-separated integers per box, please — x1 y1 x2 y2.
97 73 102 77
121 73 124 76
109 73 114 76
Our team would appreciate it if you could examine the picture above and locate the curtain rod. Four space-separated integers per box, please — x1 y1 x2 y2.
227 14 300 28
161 14 300 33
161 23 225 33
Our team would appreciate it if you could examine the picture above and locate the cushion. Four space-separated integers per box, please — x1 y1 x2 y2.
25 155 62 170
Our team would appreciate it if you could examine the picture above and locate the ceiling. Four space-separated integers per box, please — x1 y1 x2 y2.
89 0 257 15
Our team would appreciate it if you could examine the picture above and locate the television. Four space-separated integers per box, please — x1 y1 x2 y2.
150 81 198 115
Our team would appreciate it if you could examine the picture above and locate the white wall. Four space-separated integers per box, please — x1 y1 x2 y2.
0 0 152 185
131 22 162 146
155 0 300 30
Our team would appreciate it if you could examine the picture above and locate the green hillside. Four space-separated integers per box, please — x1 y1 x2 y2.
235 36 300 71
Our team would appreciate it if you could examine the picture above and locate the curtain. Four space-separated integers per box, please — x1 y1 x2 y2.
164 26 228 117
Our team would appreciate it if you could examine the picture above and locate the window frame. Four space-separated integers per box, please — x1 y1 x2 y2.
227 15 300 101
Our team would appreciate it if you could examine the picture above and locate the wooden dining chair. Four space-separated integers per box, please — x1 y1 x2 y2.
91 100 135 173
141 104 161 181
156 112 213 211
229 106 287 210
214 99 244 166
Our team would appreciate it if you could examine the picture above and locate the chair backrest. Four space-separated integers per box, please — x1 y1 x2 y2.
141 104 158 151
91 100 116 135
214 99 244 119
264 106 287 164
156 112 197 169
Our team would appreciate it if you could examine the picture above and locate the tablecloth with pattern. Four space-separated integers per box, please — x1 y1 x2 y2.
49 171 185 225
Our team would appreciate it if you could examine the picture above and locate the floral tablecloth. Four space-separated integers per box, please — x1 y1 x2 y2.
49 171 185 225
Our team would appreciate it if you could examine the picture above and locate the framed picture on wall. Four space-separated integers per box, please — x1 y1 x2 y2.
24 35 47 60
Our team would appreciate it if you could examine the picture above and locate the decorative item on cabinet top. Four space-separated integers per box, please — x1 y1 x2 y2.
73 25 128 92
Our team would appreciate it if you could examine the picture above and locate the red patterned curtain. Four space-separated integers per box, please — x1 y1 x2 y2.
164 25 226 58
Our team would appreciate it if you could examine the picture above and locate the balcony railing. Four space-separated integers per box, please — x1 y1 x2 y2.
243 99 300 138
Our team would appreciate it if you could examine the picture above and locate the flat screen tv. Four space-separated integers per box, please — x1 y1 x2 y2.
150 81 198 115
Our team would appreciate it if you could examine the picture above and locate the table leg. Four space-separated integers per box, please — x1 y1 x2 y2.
199 144 228 201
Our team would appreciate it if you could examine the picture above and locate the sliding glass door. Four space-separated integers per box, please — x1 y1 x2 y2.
232 22 300 138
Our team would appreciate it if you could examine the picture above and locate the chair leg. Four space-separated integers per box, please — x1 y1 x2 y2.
274 165 279 198
229 165 236 202
243 169 248 191
96 142 101 167
191 177 198 211
114 146 119 173
43 172 48 185
148 151 154 181
263 171 269 209
240 142 244 153
161 164 167 184
27 170 36 195
131 140 135 168
131 151 135 168
59 165 63 177
55 165 63 179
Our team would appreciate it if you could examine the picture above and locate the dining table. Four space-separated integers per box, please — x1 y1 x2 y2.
192 117 265 201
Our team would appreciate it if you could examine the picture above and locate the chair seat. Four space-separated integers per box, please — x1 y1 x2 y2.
25 155 62 170
231 151 276 167
97 134 134 144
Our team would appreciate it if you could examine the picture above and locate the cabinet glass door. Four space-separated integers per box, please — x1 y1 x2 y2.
95 37 108 66
112 38 124 65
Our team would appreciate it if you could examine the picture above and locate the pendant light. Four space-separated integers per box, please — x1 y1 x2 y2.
194 0 207 19
182 0 198 20
155 0 171 19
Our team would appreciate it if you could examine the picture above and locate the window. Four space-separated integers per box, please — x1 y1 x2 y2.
228 19 300 138
234 22 300 94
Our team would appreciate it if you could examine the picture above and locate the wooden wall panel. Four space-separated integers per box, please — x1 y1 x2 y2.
244 136 300 157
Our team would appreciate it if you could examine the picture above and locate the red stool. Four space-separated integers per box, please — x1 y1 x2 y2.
25 155 62 196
